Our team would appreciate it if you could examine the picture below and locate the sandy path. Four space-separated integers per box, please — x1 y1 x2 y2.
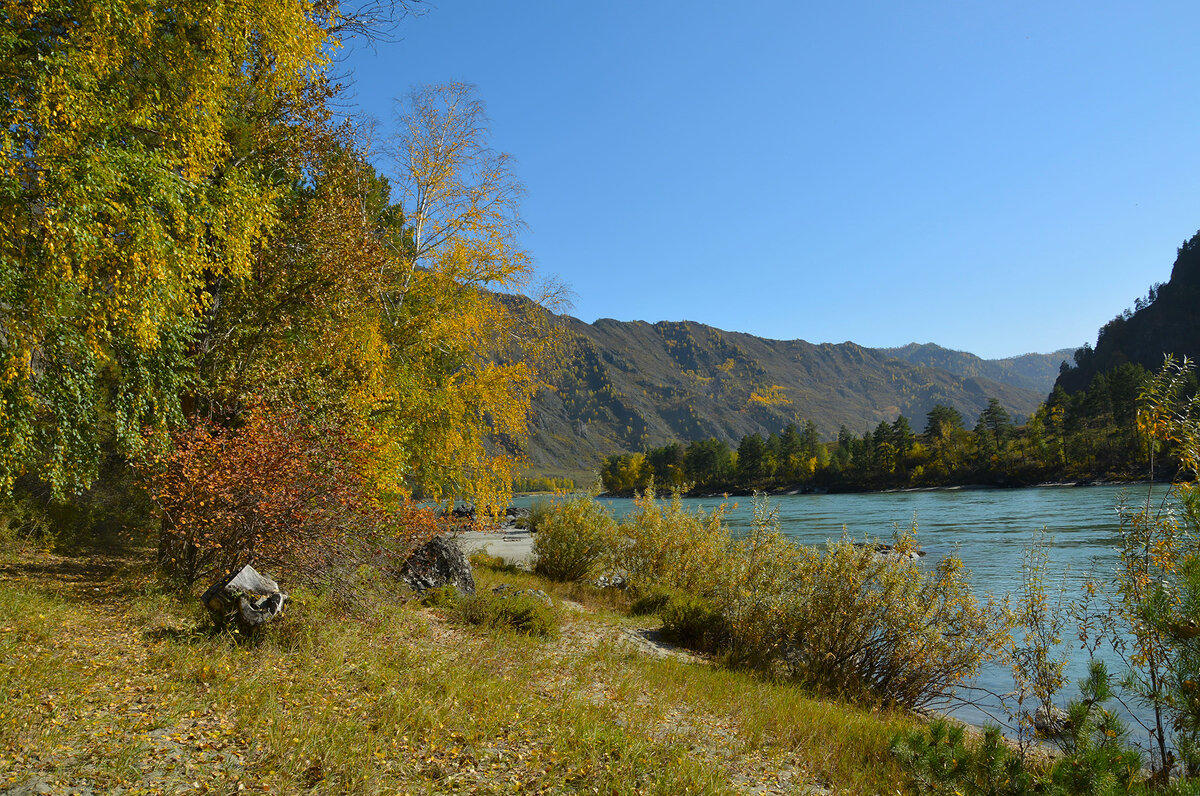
456 527 534 565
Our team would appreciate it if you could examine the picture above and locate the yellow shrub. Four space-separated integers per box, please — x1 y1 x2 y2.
531 495 616 582
611 489 731 595
776 527 1008 709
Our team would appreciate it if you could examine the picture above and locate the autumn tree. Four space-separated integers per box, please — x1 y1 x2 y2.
373 82 556 506
0 0 335 496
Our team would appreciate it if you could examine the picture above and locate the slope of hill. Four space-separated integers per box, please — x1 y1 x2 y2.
1055 229 1200 394
525 314 1048 472
883 343 1074 394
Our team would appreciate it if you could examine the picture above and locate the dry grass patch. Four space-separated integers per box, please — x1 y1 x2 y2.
0 550 918 795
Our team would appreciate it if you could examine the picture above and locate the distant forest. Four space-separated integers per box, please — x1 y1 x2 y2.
600 361 1179 494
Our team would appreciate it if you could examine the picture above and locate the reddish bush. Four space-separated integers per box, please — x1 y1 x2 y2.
143 406 443 587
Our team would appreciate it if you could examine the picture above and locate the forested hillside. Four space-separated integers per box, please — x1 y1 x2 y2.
523 314 1048 471
1056 230 1200 394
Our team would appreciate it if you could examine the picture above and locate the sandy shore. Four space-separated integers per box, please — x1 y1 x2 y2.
457 527 534 566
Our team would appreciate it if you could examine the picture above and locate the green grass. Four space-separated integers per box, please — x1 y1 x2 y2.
0 550 919 794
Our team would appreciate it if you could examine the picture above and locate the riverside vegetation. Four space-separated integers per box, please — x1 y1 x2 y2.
599 353 1195 496
529 358 1200 793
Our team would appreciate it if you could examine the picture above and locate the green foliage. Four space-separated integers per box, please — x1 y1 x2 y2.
456 591 557 637
891 720 1032 796
419 584 459 608
602 352 1171 495
0 492 55 553
1083 355 1200 777
659 591 727 653
629 585 676 616
893 664 1140 796
0 0 332 496
1051 662 1142 795
531 495 616 582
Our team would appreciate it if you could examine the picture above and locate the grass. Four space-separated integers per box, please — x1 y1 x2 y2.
0 549 920 795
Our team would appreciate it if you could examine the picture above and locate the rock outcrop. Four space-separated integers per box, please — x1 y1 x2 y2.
398 535 476 595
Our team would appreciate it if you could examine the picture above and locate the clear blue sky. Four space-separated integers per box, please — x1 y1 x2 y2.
340 1 1200 359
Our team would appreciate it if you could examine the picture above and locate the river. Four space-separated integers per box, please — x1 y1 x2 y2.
516 483 1177 738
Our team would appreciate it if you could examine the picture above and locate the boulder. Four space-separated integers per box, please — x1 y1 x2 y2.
201 565 288 633
398 535 476 595
1031 704 1071 737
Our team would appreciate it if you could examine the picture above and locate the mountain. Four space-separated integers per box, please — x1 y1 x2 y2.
523 313 1050 472
1055 230 1200 394
882 343 1075 394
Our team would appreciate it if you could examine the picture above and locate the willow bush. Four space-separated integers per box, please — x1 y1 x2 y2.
530 495 616 582
534 490 1008 709
778 529 1009 709
609 488 731 595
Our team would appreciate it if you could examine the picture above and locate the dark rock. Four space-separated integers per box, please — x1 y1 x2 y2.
398 535 476 595
854 542 925 560
201 565 288 633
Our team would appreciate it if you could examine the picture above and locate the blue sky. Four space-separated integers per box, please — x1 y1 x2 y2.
340 1 1200 359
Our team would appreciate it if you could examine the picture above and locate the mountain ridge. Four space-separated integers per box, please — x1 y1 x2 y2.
522 309 1062 473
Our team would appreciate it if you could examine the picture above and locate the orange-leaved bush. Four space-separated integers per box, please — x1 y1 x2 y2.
143 405 442 587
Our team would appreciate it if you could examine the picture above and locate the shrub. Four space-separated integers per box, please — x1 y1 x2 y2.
467 550 518 573
630 585 675 616
659 591 727 652
519 498 555 532
776 527 1008 709
612 488 730 594
710 496 807 668
0 492 55 553
143 405 441 588
457 591 557 637
891 719 1033 796
891 663 1140 795
531 495 616 581
420 584 459 608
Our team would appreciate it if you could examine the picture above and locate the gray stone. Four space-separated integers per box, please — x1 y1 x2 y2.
593 573 628 590
201 564 288 633
491 583 553 606
1031 704 1070 736
398 535 476 595
2 775 53 795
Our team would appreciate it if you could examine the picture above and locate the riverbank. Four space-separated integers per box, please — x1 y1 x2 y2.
459 527 535 566
0 547 916 794
598 475 1159 500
